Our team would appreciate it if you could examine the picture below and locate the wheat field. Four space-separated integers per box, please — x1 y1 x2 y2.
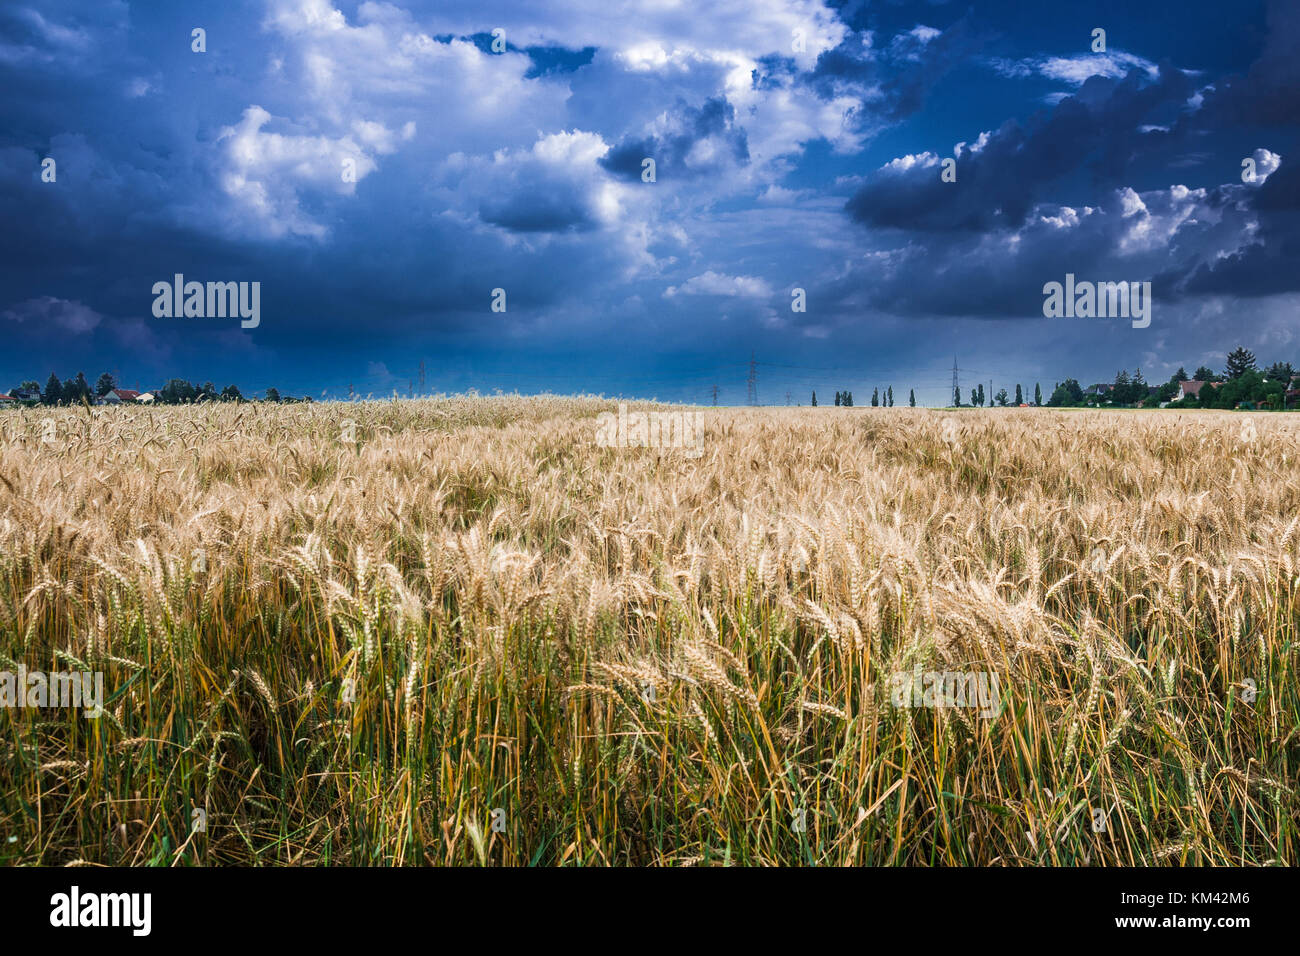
0 398 1296 866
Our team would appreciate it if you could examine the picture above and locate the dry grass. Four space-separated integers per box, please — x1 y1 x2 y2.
0 398 1297 865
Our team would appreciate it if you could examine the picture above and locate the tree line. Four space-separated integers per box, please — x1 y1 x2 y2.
5 373 306 405
812 387 918 407
802 346 1295 410
1044 347 1297 410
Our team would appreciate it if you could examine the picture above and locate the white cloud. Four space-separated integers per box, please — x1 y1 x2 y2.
664 271 774 298
881 151 938 172
1117 184 1206 255
216 105 381 238
889 24 940 61
757 184 805 203
1249 148 1282 184
438 129 639 235
994 50 1158 86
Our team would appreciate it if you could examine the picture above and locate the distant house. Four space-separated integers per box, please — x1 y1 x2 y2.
1173 380 1207 401
0 394 15 404
137 392 155 404
1085 383 1113 397
10 387 40 402
100 388 141 405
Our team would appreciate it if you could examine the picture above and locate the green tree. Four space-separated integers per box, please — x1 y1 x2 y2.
995 388 1009 406
1265 361 1295 384
1014 384 1023 405
1132 367 1148 405
95 373 116 397
73 372 92 404
811 391 817 407
1214 370 1268 408
160 378 197 404
1225 346 1257 380
1111 368 1147 405
909 388 916 407
871 388 879 407
1034 383 1042 405
43 373 62 406
1047 379 1083 407
1260 377 1285 409
264 387 281 403
1113 369 1130 402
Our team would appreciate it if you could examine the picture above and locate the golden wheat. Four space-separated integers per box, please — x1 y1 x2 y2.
0 398 1296 865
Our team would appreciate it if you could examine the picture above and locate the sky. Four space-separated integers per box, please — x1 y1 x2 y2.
1 0 1298 405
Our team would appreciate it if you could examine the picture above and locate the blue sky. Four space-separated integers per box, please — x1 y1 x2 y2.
2 0 1297 404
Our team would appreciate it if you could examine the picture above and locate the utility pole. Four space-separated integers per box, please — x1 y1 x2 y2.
418 360 425 394
711 385 719 406
785 390 792 405
951 357 960 407
746 352 758 406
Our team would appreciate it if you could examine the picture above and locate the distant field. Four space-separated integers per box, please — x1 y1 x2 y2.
1 399 1296 865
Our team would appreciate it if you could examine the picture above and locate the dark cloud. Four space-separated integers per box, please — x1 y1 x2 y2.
1202 0 1300 127
1178 162 1300 297
523 44 596 79
847 65 1197 233
1 0 1298 402
599 96 748 181
804 9 984 131
479 190 599 233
